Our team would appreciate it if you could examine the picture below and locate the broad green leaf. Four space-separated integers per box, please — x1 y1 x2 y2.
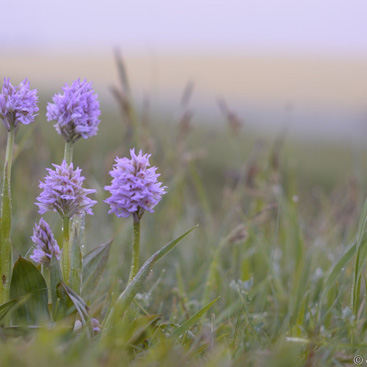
0 298 18 322
70 226 82 294
9 257 49 325
50 254 63 319
103 226 196 335
82 240 112 300
0 295 31 323
170 296 220 340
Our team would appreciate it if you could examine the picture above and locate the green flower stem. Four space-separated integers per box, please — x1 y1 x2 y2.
62 140 74 286
128 215 141 284
0 128 15 304
64 141 74 165
61 216 70 284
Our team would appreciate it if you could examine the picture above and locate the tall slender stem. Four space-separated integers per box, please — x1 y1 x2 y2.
64 141 74 165
128 215 141 284
61 216 70 284
0 128 15 304
62 140 74 285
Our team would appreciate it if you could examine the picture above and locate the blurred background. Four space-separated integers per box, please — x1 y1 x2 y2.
1 0 367 141
1 0 367 254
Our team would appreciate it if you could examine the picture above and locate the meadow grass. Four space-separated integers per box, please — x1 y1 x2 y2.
0 79 367 367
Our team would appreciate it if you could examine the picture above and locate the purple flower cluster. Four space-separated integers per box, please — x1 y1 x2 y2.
104 149 167 218
30 218 61 265
46 79 101 142
0 78 39 131
36 160 97 218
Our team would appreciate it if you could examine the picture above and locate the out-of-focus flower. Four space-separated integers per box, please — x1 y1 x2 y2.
104 149 167 218
36 160 97 218
46 79 100 142
30 218 61 265
0 78 39 131
91 318 101 333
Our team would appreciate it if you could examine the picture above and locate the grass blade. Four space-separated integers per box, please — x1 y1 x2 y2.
103 226 196 334
170 296 220 340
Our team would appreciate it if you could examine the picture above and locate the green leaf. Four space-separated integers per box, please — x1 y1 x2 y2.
82 240 112 300
0 160 12 305
0 295 31 323
0 298 18 322
127 314 161 346
102 226 196 335
153 226 197 263
352 197 367 317
70 226 82 294
0 325 41 338
9 257 49 325
318 239 356 321
323 240 356 296
57 282 92 337
170 296 220 340
50 254 63 319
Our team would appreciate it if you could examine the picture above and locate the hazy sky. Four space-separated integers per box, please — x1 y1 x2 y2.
1 0 367 54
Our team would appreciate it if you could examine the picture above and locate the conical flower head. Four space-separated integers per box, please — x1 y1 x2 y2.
0 78 39 131
30 218 61 265
104 149 167 218
36 160 97 218
46 78 101 142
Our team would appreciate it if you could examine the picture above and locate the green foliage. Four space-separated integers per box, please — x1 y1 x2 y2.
9 257 49 325
82 240 112 300
170 296 220 340
0 296 30 323
103 226 196 333
50 253 63 317
0 129 15 305
1 59 367 366
56 282 92 337
69 219 83 295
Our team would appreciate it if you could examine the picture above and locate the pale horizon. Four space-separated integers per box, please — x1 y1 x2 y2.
1 0 367 55
1 0 367 142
